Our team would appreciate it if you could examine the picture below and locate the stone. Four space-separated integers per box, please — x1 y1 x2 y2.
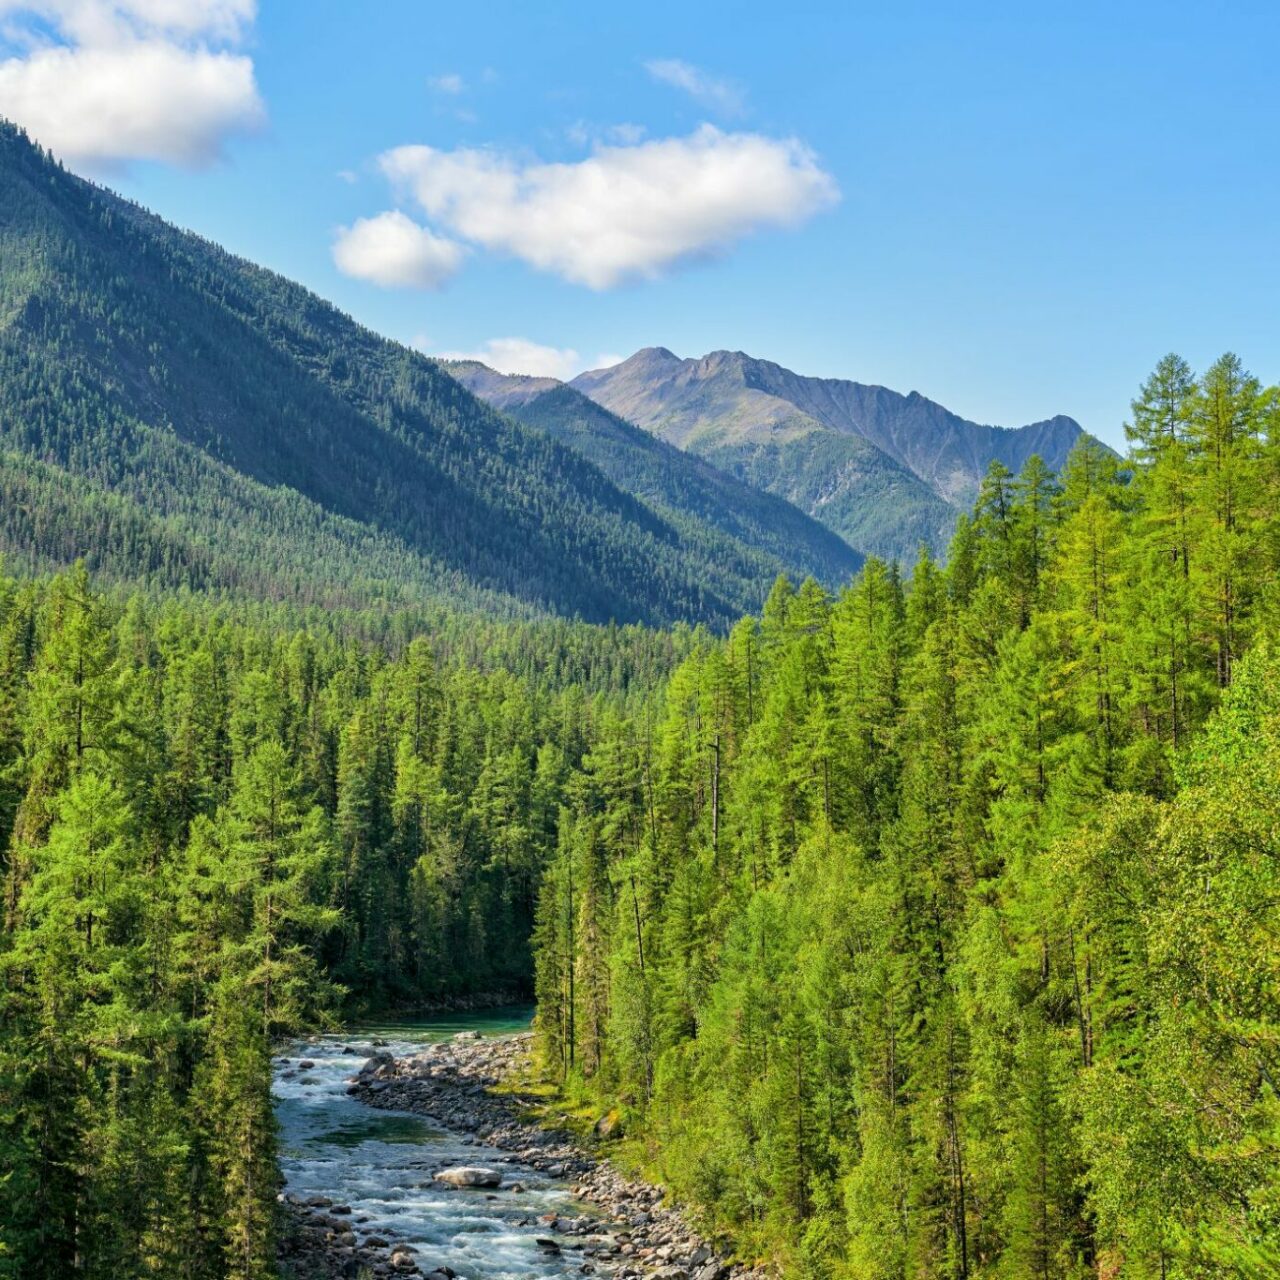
433 1165 503 1188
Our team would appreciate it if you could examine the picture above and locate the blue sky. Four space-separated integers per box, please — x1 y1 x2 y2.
2 1 1278 446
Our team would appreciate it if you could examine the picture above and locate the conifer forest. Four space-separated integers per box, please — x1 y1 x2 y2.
2 351 1278 1277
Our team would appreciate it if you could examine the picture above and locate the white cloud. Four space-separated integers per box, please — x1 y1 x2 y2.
332 211 466 289
420 337 619 381
428 71 464 94
0 0 262 169
377 124 839 289
645 58 745 117
0 0 256 44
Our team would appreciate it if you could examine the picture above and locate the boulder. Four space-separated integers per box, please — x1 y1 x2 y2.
433 1165 503 1188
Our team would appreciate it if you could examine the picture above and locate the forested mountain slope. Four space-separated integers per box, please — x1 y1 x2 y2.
0 122 824 627
445 361 864 592
571 347 1094 561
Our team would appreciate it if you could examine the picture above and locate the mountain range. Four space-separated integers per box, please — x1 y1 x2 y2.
0 119 1091 626
568 347 1089 562
0 123 859 626
442 361 861 584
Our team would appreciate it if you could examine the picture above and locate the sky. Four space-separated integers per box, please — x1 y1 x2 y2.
1 1 1278 447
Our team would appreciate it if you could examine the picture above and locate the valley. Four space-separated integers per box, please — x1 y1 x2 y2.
0 68 1277 1280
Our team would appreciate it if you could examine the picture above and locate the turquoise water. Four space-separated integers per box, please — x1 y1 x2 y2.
273 1006 603 1279
353 1005 538 1042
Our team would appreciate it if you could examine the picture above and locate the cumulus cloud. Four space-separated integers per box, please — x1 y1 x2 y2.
0 0 256 44
377 124 839 289
420 338 624 381
0 0 263 169
332 211 466 290
428 72 464 94
644 58 745 117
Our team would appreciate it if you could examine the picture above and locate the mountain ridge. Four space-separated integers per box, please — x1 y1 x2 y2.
444 360 865 590
0 122 850 627
569 346 1094 559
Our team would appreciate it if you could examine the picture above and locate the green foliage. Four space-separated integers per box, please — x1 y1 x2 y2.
0 562 681 1276
535 354 1280 1278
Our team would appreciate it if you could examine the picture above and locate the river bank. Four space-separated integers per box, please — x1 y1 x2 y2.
321 1030 759 1280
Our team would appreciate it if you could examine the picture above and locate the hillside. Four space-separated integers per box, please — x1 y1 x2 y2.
0 123 831 627
444 361 864 591
571 347 1092 560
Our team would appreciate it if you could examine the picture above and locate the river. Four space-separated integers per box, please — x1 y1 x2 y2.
273 1007 603 1279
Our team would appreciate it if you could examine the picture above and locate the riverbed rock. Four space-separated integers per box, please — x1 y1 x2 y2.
433 1165 503 1188
331 1029 768 1280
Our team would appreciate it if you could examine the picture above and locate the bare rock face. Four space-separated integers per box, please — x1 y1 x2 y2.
433 1166 503 1188
569 346 1092 561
